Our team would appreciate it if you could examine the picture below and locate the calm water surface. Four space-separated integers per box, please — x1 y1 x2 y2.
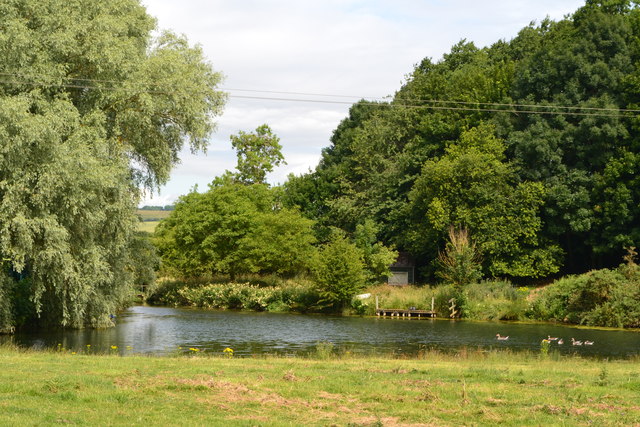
3 305 639 358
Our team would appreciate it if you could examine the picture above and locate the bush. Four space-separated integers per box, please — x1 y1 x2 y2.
465 280 520 302
434 280 528 320
314 234 366 311
437 227 482 289
146 277 322 313
528 264 640 328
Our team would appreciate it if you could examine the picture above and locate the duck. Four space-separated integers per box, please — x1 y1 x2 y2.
547 335 559 341
496 334 509 341
571 338 583 346
584 340 594 346
557 338 564 345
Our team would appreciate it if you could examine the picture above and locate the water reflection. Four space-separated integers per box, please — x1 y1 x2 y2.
2 305 639 359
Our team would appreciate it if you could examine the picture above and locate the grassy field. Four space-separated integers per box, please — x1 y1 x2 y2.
1 345 639 426
136 209 172 221
136 210 171 233
137 220 160 233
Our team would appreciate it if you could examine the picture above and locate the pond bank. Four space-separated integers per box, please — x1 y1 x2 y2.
145 275 640 330
1 345 639 426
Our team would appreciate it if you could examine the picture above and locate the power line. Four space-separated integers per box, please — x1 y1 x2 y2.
231 95 628 117
1 71 635 113
0 73 637 118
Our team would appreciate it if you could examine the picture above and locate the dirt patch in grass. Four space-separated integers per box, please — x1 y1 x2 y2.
165 374 384 424
345 416 437 427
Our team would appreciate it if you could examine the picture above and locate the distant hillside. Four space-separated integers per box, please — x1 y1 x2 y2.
137 209 173 221
136 209 172 233
139 205 175 211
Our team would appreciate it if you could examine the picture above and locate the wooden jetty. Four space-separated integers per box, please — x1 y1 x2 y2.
374 296 436 318
375 308 436 318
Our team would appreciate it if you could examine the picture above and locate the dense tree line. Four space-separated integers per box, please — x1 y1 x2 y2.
154 126 398 310
0 0 224 332
284 0 640 282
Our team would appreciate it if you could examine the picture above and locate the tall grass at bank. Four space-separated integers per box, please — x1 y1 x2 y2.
362 281 529 321
1 344 639 426
147 276 532 320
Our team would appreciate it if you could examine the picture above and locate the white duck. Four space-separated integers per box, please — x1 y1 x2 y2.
496 334 509 341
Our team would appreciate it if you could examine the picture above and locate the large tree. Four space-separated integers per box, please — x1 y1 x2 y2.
0 0 225 331
405 125 561 278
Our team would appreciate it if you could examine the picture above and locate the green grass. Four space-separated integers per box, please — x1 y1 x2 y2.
136 209 172 221
135 210 170 233
137 220 160 233
1 344 639 426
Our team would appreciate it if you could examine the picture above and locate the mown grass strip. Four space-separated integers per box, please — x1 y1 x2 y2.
1 345 639 426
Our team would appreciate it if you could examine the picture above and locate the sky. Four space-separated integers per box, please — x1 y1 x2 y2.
139 0 586 206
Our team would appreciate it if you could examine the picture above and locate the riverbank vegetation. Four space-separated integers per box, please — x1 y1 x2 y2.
144 276 531 322
146 258 640 328
1 344 639 425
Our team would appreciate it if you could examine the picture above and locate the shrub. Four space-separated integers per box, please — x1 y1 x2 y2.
528 264 640 328
437 227 482 289
146 277 322 313
314 234 366 311
465 280 519 302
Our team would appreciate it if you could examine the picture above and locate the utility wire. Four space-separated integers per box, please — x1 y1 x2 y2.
0 73 637 118
1 71 636 113
231 95 628 117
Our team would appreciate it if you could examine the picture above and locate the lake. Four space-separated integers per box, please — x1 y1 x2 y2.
2 305 639 358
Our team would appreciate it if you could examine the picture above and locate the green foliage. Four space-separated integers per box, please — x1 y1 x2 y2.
0 0 225 329
127 232 160 292
528 262 640 327
540 339 551 358
283 2 640 282
155 180 317 279
364 281 528 321
407 125 561 279
313 341 335 360
436 227 482 288
314 233 367 310
146 278 320 313
433 284 467 318
0 274 13 333
230 124 286 184
463 281 529 321
354 220 398 284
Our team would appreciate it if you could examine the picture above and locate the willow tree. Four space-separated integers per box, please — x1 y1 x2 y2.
0 0 225 331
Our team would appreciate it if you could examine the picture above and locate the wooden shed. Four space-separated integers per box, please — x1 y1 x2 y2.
387 252 415 285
